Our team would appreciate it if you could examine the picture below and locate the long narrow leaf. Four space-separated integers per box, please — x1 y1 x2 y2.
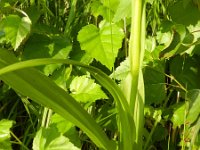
0 48 115 150
0 49 135 150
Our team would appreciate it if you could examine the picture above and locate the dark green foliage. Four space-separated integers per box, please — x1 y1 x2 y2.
0 0 200 149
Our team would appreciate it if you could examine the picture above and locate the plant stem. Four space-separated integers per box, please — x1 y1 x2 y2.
129 0 146 149
10 131 29 150
129 0 145 113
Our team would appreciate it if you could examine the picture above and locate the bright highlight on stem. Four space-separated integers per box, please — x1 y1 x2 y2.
129 0 146 149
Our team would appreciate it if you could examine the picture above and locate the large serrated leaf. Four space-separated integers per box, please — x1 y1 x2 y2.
110 57 129 80
78 21 124 70
3 15 31 50
33 126 80 150
70 75 108 103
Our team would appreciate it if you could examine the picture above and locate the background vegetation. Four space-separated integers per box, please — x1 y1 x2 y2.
0 0 200 149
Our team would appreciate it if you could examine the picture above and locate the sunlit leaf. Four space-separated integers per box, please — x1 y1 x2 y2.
171 103 186 127
3 15 31 50
78 21 124 70
0 119 14 150
90 1 115 21
51 66 72 90
70 75 108 103
33 126 80 150
113 0 131 22
100 0 119 12
50 113 81 147
110 57 129 80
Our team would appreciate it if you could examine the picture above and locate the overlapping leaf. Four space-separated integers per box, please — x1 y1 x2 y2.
50 113 81 147
33 126 80 150
113 0 131 22
110 57 129 80
78 21 124 70
70 75 108 103
23 34 72 75
2 15 31 50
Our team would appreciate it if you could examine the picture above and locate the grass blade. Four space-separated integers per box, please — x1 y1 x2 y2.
0 49 135 149
0 48 116 150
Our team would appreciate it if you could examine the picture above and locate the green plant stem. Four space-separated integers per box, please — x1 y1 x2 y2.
41 107 52 128
129 0 145 114
10 131 29 150
129 0 146 149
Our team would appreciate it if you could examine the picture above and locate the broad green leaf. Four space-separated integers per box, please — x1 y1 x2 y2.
69 43 93 65
0 48 116 150
78 21 124 70
159 24 195 58
70 75 107 103
145 36 156 53
110 57 129 80
169 0 200 26
188 20 200 55
186 89 200 124
111 58 165 105
143 60 166 105
170 103 186 127
50 113 74 134
25 5 41 25
156 30 173 47
152 125 168 142
50 113 81 147
23 34 72 75
0 119 14 150
100 0 119 12
170 55 200 91
33 126 80 150
3 15 31 50
90 1 115 21
113 0 131 22
51 66 72 90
